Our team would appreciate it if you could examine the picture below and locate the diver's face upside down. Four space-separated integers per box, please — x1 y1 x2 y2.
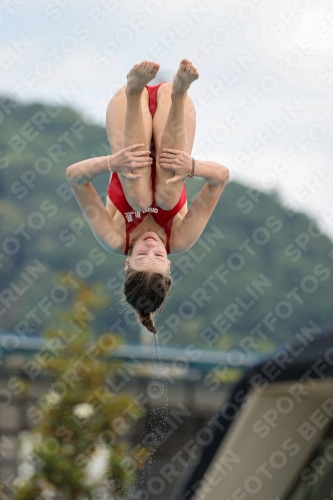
124 231 171 275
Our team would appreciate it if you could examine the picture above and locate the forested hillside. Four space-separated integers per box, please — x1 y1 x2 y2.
1 96 332 351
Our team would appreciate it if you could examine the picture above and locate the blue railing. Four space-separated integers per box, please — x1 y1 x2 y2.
0 331 262 372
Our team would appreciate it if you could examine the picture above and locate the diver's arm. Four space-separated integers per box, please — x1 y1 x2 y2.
170 169 229 253
159 149 229 187
193 159 229 187
66 156 109 185
66 144 152 185
66 179 124 254
66 157 121 253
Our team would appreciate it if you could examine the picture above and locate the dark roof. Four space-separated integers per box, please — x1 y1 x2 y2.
173 325 333 500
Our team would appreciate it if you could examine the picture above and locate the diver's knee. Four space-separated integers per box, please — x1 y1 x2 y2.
154 189 178 211
129 191 153 212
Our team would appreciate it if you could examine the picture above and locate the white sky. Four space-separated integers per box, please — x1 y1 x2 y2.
1 0 333 237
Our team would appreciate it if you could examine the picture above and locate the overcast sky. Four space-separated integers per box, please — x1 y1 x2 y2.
1 0 333 236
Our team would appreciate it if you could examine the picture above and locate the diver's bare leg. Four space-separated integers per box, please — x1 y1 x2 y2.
106 61 159 211
153 60 198 210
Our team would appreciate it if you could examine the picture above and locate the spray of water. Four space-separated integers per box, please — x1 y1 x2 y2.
133 333 169 497
146 334 169 462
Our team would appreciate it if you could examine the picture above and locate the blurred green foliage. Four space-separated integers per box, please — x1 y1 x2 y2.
12 282 149 499
1 97 332 350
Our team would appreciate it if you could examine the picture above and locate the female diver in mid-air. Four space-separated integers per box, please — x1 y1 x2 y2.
66 59 229 334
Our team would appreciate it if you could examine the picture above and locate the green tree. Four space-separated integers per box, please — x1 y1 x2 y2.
13 282 149 500
2 97 333 347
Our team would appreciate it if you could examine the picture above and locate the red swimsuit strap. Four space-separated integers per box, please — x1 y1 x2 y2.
107 174 142 254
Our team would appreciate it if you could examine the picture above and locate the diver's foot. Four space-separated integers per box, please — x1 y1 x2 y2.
126 61 160 95
172 59 199 96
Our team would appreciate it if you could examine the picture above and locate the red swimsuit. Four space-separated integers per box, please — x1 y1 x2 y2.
107 83 187 255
